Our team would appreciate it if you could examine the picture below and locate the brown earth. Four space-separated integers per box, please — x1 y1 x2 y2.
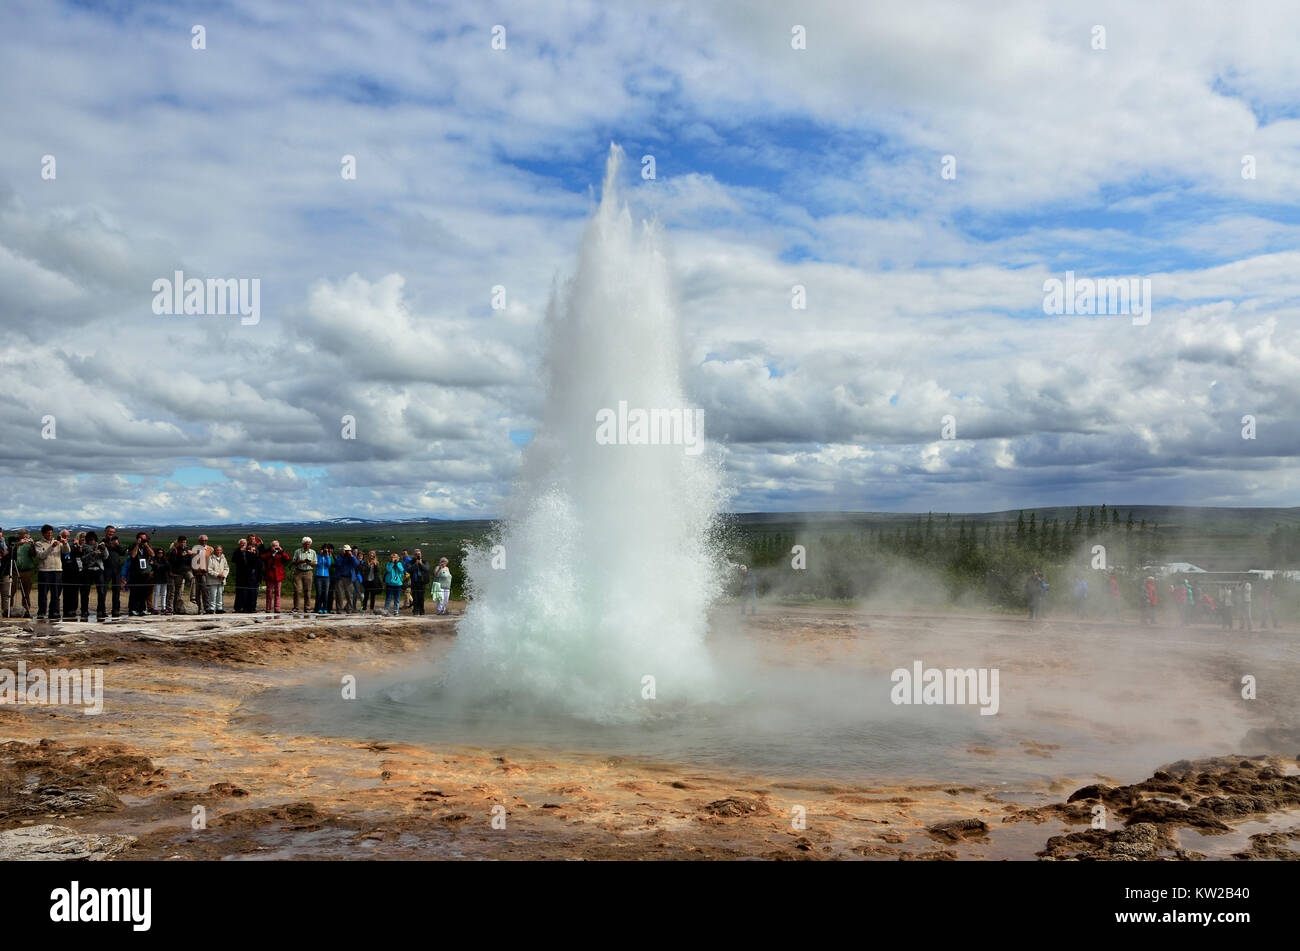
1 606 1297 860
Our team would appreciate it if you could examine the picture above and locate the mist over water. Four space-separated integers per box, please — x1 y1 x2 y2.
242 610 1284 788
442 145 727 720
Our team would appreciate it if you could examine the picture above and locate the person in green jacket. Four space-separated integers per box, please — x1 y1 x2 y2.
2 531 34 617
15 532 36 617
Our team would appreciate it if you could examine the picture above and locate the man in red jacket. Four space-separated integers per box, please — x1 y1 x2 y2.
261 541 291 615
1141 576 1158 625
1106 572 1121 619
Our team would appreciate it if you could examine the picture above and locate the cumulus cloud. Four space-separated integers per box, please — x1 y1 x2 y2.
0 0 1296 524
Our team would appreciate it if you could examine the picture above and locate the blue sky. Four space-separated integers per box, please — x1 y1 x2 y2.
1 0 1298 524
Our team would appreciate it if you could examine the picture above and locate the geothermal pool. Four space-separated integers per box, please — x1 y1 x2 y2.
238 609 1290 791
234 151 1296 799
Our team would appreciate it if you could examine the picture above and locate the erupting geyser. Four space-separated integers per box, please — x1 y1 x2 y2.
444 145 728 720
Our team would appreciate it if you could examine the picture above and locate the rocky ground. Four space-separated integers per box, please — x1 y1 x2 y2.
1 607 1297 860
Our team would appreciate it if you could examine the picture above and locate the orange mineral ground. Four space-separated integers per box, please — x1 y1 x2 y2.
1 605 1297 860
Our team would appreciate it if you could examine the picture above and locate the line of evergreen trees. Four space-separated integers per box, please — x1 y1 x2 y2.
1267 524 1300 568
735 507 1167 607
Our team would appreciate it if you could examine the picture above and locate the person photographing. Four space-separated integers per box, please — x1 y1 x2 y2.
191 534 214 614
127 532 155 617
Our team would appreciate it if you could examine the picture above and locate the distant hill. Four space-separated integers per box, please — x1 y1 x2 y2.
14 507 1300 536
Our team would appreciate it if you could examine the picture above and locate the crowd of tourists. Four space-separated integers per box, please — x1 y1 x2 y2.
1031 568 1279 630
0 525 455 621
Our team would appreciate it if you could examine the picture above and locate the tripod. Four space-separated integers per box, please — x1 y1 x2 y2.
6 553 31 618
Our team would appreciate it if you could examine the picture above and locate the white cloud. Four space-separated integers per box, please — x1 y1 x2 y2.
0 0 1297 524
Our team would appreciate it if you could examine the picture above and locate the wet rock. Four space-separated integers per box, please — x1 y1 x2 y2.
166 783 248 804
927 818 989 841
1124 800 1231 831
899 849 957 861
1232 827 1300 861
703 797 770 818
213 801 331 830
36 783 124 814
88 753 160 786
851 843 901 857
1 781 125 820
1134 780 1184 796
1039 821 1176 860
206 782 248 798
0 823 135 860
1031 755 1300 860
763 849 814 861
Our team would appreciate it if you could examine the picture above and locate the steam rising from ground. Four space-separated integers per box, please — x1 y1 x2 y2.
444 145 727 720
254 602 1292 788
698 605 1288 784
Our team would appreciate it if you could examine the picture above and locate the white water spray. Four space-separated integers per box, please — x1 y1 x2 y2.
445 145 728 720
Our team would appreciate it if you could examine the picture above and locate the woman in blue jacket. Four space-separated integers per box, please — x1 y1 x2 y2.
383 553 406 616
313 544 336 615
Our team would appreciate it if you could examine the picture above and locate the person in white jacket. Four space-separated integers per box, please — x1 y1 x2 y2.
206 546 230 614
190 536 215 614
34 524 69 621
434 558 452 614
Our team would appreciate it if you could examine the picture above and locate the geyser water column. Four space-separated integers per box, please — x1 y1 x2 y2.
445 145 728 721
